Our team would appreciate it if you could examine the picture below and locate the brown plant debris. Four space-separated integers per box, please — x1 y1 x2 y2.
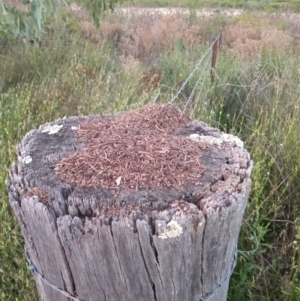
55 104 207 191
24 187 50 205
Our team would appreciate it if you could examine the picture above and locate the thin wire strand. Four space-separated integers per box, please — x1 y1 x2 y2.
190 76 210 118
184 53 212 113
169 32 221 105
25 248 83 301
25 245 237 301
199 248 238 301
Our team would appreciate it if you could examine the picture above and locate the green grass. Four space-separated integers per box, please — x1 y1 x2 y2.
211 51 300 300
124 0 300 11
1 8 300 301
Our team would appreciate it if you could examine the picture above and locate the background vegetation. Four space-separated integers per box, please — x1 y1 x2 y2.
126 0 300 11
1 1 300 300
0 0 119 40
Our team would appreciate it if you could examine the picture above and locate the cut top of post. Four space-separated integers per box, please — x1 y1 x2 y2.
15 103 252 217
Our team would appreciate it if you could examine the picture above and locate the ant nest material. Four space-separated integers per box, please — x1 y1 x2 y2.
55 104 207 191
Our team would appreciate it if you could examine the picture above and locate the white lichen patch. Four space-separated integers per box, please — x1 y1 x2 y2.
41 124 63 135
158 220 183 239
221 133 244 148
22 156 32 164
189 134 223 147
71 126 78 131
189 133 243 148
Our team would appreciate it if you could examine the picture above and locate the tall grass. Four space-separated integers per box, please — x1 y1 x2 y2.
209 51 300 300
1 8 300 301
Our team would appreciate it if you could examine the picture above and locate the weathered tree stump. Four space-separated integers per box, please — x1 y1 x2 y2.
7 104 252 301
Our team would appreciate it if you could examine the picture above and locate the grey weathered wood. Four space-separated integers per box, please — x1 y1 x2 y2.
7 110 252 301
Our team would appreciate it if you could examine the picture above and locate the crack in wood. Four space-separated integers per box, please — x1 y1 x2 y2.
137 232 158 301
110 224 130 300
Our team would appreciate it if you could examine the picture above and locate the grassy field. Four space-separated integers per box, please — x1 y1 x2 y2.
125 0 300 11
1 2 300 301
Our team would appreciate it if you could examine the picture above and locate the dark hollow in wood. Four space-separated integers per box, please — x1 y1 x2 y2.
7 104 252 301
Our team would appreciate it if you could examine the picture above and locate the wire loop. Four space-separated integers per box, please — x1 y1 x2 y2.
25 246 237 301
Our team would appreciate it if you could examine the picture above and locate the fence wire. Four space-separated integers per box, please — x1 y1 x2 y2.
25 246 237 301
168 29 222 111
25 248 82 301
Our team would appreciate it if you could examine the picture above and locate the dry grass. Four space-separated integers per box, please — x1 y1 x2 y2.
69 8 300 62
77 13 202 60
223 22 294 55
5 1 300 57
140 67 163 90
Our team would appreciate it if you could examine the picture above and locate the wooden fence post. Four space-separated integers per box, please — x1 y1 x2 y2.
7 104 252 301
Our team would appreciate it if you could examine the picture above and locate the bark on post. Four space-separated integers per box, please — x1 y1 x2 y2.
7 104 252 301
